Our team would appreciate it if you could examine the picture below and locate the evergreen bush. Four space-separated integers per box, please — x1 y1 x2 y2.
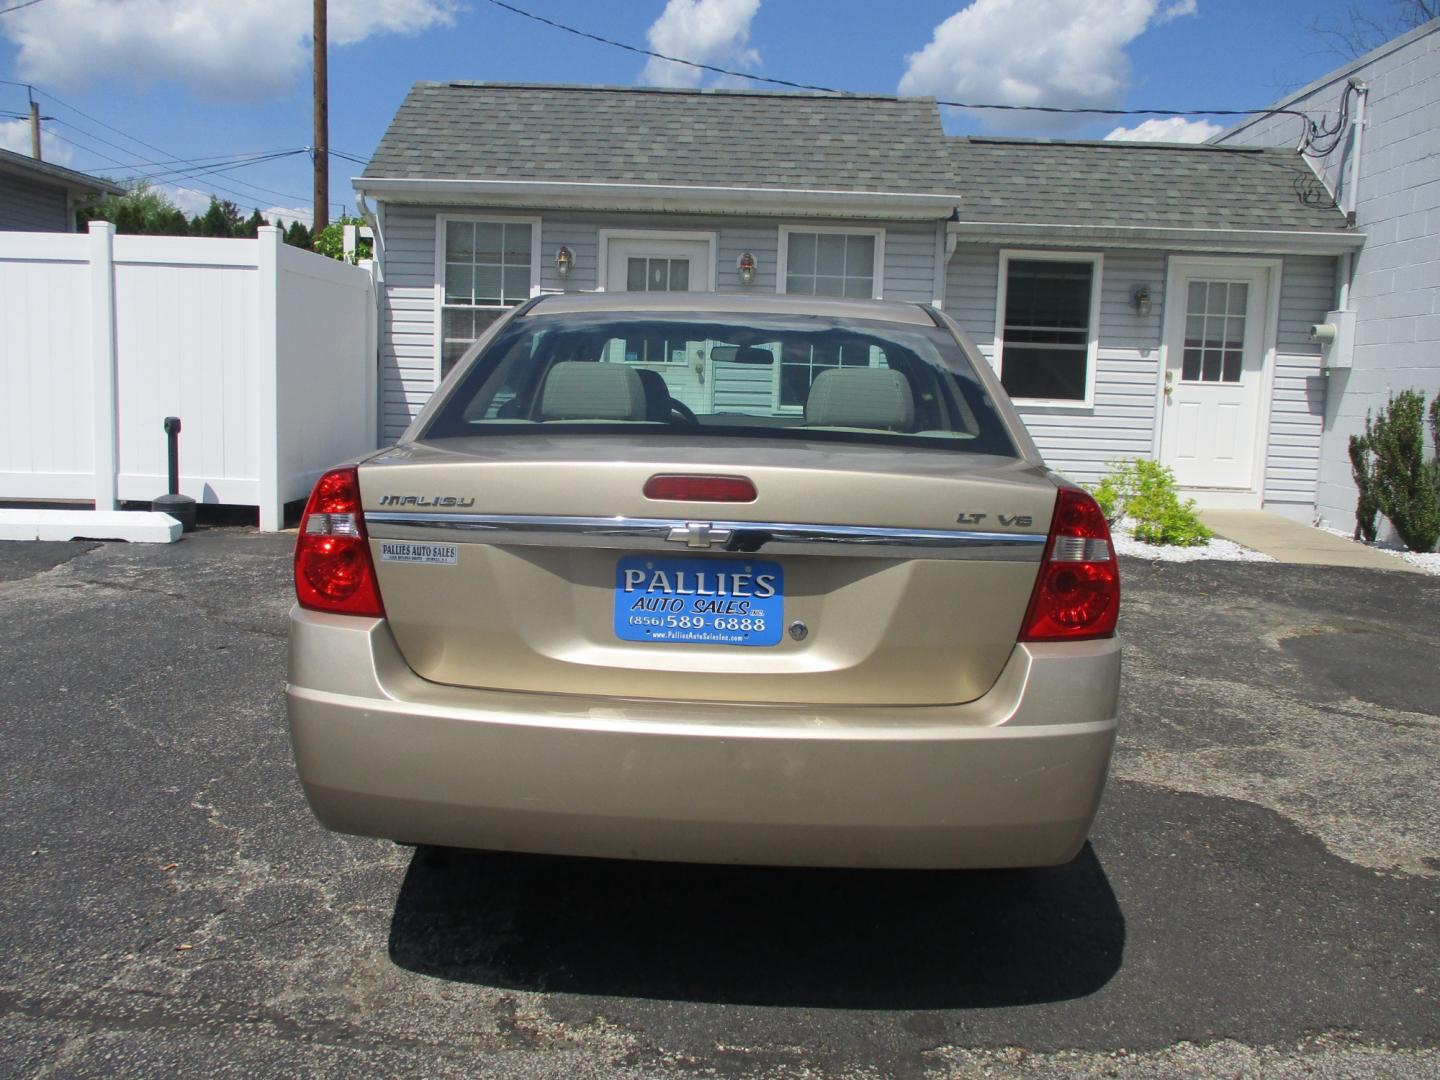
1353 390 1440 553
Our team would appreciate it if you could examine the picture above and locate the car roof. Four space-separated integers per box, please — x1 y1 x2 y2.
525 291 937 326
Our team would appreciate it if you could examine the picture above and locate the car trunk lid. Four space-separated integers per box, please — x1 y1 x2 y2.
359 436 1057 706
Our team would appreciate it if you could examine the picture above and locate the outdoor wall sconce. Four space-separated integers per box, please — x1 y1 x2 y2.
737 251 756 286
1131 285 1152 317
555 245 574 279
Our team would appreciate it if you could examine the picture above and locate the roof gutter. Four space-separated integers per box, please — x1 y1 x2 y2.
946 219 1365 256
352 177 960 221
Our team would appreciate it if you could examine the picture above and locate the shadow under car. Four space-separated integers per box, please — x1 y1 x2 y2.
387 842 1124 1010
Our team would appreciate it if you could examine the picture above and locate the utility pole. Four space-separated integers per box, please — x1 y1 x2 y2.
312 0 328 236
29 96 41 161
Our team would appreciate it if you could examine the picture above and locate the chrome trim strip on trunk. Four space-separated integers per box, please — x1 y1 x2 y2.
364 512 1047 561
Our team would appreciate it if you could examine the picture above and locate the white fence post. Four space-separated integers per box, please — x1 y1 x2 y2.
359 257 379 449
256 226 282 531
88 220 119 511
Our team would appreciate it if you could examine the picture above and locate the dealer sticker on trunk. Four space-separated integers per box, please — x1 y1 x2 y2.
379 541 458 566
614 555 783 647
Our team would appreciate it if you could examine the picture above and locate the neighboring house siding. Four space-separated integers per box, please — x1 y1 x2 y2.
945 245 1334 503
376 207 940 440
0 173 70 231
1217 21 1440 534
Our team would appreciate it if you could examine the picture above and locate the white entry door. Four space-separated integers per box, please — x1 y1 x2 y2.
1158 262 1273 492
598 233 716 414
604 235 713 294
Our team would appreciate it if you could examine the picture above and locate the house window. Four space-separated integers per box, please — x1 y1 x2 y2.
778 342 882 409
440 219 536 378
997 255 1100 404
781 229 881 298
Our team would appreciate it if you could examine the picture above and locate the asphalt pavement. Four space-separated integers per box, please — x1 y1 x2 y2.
1 529 1437 1078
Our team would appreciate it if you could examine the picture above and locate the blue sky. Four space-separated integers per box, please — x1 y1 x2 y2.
0 0 1404 225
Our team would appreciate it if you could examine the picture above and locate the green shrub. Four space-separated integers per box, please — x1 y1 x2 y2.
311 214 372 262
1091 473 1121 523
1353 390 1440 553
1087 459 1213 547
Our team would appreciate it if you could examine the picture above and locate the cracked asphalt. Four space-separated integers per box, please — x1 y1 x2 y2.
1 529 1438 1078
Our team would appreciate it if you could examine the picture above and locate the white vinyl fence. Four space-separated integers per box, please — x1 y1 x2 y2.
0 223 377 530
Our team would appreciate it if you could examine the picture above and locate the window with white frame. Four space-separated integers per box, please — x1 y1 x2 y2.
440 219 535 378
782 229 880 298
996 255 1100 404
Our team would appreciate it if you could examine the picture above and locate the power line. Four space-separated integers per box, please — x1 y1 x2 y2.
1 79 317 205
479 0 1317 127
0 0 51 16
42 126 340 213
42 114 312 194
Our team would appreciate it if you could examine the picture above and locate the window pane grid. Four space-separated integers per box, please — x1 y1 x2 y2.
1180 279 1247 384
785 232 875 299
442 220 534 375
444 221 532 308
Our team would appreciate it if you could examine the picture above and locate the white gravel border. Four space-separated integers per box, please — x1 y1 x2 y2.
1319 526 1440 576
1109 518 1276 563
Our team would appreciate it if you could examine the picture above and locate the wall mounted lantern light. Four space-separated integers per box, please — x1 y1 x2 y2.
1131 285 1152 317
555 245 574 279
737 251 756 286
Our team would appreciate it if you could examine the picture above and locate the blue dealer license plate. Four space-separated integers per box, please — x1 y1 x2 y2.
614 555 783 646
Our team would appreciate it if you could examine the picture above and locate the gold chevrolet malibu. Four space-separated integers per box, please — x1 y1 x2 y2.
286 292 1120 869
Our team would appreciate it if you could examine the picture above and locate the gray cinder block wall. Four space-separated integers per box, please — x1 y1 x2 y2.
1216 19 1440 536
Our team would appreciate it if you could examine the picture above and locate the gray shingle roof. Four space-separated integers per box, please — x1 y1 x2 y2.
0 147 124 197
948 137 1350 233
364 82 959 195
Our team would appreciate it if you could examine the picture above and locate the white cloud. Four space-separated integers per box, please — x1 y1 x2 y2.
641 0 761 88
1104 116 1220 142
261 204 314 228
155 184 212 218
899 0 1201 131
1 0 457 98
1155 0 1197 24
0 118 75 164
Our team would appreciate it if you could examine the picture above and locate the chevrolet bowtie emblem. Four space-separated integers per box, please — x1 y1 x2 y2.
666 522 733 549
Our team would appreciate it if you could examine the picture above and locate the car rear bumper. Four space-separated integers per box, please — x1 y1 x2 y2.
286 606 1120 869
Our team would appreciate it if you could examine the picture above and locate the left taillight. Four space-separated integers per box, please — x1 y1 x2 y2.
1018 485 1119 642
294 467 385 617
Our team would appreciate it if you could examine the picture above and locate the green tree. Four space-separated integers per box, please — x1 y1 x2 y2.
310 213 372 262
79 183 191 236
283 220 313 249
239 208 266 238
193 197 244 238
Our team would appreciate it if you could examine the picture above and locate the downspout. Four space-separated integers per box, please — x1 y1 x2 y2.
356 192 384 282
356 192 385 447
1343 79 1368 229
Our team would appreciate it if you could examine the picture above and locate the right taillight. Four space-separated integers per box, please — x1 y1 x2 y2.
1018 486 1119 642
294 467 385 618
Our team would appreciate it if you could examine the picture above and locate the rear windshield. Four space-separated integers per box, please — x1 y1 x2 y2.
422 310 1018 457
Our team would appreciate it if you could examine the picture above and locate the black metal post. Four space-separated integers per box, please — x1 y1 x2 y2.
164 416 181 495
153 415 197 533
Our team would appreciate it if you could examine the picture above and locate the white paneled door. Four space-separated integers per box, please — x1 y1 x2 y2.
1158 262 1273 492
604 236 713 294
599 234 716 415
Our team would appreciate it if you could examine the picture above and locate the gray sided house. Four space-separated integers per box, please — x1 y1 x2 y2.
0 148 122 232
1216 17 1440 535
356 82 1362 520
